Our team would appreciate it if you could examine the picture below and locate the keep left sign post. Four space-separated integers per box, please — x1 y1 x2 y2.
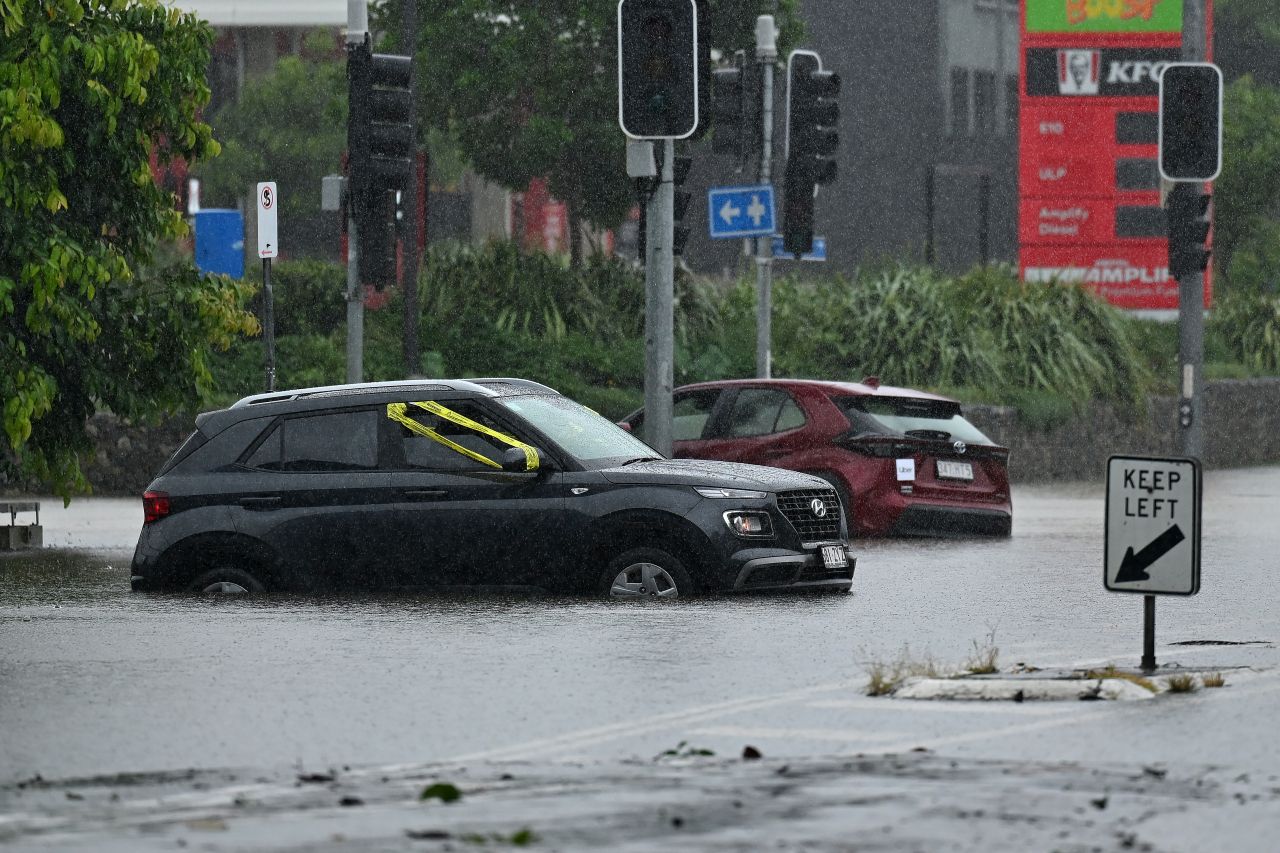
1105 454 1201 672
256 182 277 392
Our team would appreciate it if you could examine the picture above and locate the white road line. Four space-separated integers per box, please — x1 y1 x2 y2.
684 725 912 744
443 678 865 763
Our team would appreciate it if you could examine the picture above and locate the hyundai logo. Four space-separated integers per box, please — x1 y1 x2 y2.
953 441 967 455
810 498 827 518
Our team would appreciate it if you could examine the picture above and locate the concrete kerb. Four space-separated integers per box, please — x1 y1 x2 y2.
888 667 1248 701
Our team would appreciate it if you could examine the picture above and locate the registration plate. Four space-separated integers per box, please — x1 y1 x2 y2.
821 545 848 569
936 460 974 481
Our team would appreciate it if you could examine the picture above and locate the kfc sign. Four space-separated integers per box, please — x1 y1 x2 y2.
1028 48 1181 97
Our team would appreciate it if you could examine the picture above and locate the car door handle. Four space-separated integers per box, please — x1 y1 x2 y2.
402 489 448 500
238 496 281 508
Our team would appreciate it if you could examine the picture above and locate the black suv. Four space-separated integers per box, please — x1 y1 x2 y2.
130 379 856 597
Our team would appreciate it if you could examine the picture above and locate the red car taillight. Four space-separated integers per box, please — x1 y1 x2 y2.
142 490 171 524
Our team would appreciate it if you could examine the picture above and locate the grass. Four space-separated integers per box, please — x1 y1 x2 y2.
863 645 943 696
963 628 1000 675
1081 665 1157 693
1165 674 1199 693
1202 672 1227 688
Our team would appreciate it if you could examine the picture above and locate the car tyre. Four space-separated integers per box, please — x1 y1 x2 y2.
187 565 265 595
602 547 694 599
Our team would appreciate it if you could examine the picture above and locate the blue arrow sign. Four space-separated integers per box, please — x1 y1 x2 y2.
771 235 827 261
708 185 776 239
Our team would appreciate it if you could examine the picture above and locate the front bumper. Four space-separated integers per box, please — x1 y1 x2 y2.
731 544 857 592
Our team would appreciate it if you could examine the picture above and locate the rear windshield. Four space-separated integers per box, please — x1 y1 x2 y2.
834 396 993 445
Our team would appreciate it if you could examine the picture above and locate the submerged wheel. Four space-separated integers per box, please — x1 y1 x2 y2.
187 566 265 595
602 547 694 599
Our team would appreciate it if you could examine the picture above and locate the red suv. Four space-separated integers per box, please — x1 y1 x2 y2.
624 379 1011 537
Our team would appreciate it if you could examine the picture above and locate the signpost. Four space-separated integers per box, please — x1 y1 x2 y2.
707 185 775 239
256 181 278 392
1105 454 1201 671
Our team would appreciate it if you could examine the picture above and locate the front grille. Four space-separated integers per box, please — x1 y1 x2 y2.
777 489 841 542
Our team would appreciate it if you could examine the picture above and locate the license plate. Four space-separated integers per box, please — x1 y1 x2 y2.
936 460 974 481
821 545 848 569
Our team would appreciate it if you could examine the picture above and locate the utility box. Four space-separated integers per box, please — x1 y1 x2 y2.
194 209 246 278
1 502 42 550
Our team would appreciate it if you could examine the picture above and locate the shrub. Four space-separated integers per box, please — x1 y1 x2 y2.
1212 287 1280 372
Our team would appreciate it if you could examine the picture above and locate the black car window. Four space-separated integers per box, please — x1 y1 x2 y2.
390 401 525 471
672 390 721 441
834 396 994 444
173 418 272 473
247 410 379 471
726 389 802 437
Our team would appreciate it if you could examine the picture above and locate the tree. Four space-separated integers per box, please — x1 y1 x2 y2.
197 31 348 224
1216 76 1280 286
386 0 802 265
0 0 258 496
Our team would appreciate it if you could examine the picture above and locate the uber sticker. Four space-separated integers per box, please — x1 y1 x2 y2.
896 458 916 481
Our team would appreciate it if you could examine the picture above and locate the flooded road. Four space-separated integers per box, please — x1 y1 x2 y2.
2 468 1279 790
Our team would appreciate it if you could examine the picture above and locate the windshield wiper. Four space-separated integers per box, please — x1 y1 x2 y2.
619 456 663 466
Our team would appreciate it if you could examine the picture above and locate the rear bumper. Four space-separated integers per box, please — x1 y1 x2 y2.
731 545 856 592
888 504 1011 537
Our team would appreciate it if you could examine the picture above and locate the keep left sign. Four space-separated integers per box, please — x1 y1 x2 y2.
1105 455 1200 596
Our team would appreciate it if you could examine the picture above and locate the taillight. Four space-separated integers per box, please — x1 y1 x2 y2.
143 491 171 524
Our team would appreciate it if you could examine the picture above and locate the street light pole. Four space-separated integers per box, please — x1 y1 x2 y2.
345 0 367 384
1178 0 1207 460
754 15 777 379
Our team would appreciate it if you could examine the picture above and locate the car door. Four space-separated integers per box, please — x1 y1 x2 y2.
667 388 727 459
380 397 568 589
692 387 809 467
233 406 398 590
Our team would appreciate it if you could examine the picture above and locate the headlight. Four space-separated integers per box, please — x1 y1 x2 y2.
695 487 767 499
724 511 774 538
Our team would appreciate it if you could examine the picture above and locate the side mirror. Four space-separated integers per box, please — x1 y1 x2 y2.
500 446 540 473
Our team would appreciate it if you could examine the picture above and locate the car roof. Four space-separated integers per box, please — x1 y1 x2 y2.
196 378 559 433
674 378 958 404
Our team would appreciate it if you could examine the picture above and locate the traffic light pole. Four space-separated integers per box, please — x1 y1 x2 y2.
644 140 675 457
345 0 366 384
1179 0 1207 460
755 16 777 379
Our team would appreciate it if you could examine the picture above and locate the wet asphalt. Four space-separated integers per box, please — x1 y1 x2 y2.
2 468 1279 850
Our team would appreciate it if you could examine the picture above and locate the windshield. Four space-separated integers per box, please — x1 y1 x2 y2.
497 394 660 467
834 395 994 445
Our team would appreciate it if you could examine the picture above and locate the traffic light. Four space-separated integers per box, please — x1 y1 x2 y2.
1166 183 1212 280
348 36 414 288
638 152 693 259
617 0 699 139
711 51 757 169
782 50 840 256
1159 63 1223 182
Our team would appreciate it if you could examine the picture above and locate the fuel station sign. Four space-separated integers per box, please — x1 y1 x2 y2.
1018 0 1212 312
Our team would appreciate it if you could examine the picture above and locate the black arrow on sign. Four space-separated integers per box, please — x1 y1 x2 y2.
1115 525 1185 583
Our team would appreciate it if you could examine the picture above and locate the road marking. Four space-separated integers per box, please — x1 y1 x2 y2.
685 724 911 744
444 678 864 763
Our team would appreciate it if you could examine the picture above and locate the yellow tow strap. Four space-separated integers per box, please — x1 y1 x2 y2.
386 402 540 471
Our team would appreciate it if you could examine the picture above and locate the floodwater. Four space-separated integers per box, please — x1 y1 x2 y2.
2 468 1279 787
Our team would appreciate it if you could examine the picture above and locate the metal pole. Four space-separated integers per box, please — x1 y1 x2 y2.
401 0 420 377
262 258 276 391
755 15 777 379
1179 0 1207 458
1141 595 1157 672
643 140 675 457
346 0 367 385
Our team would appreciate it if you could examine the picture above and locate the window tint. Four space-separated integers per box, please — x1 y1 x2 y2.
834 396 993 445
393 402 516 471
175 418 272 473
726 389 804 438
247 410 379 471
672 390 721 441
